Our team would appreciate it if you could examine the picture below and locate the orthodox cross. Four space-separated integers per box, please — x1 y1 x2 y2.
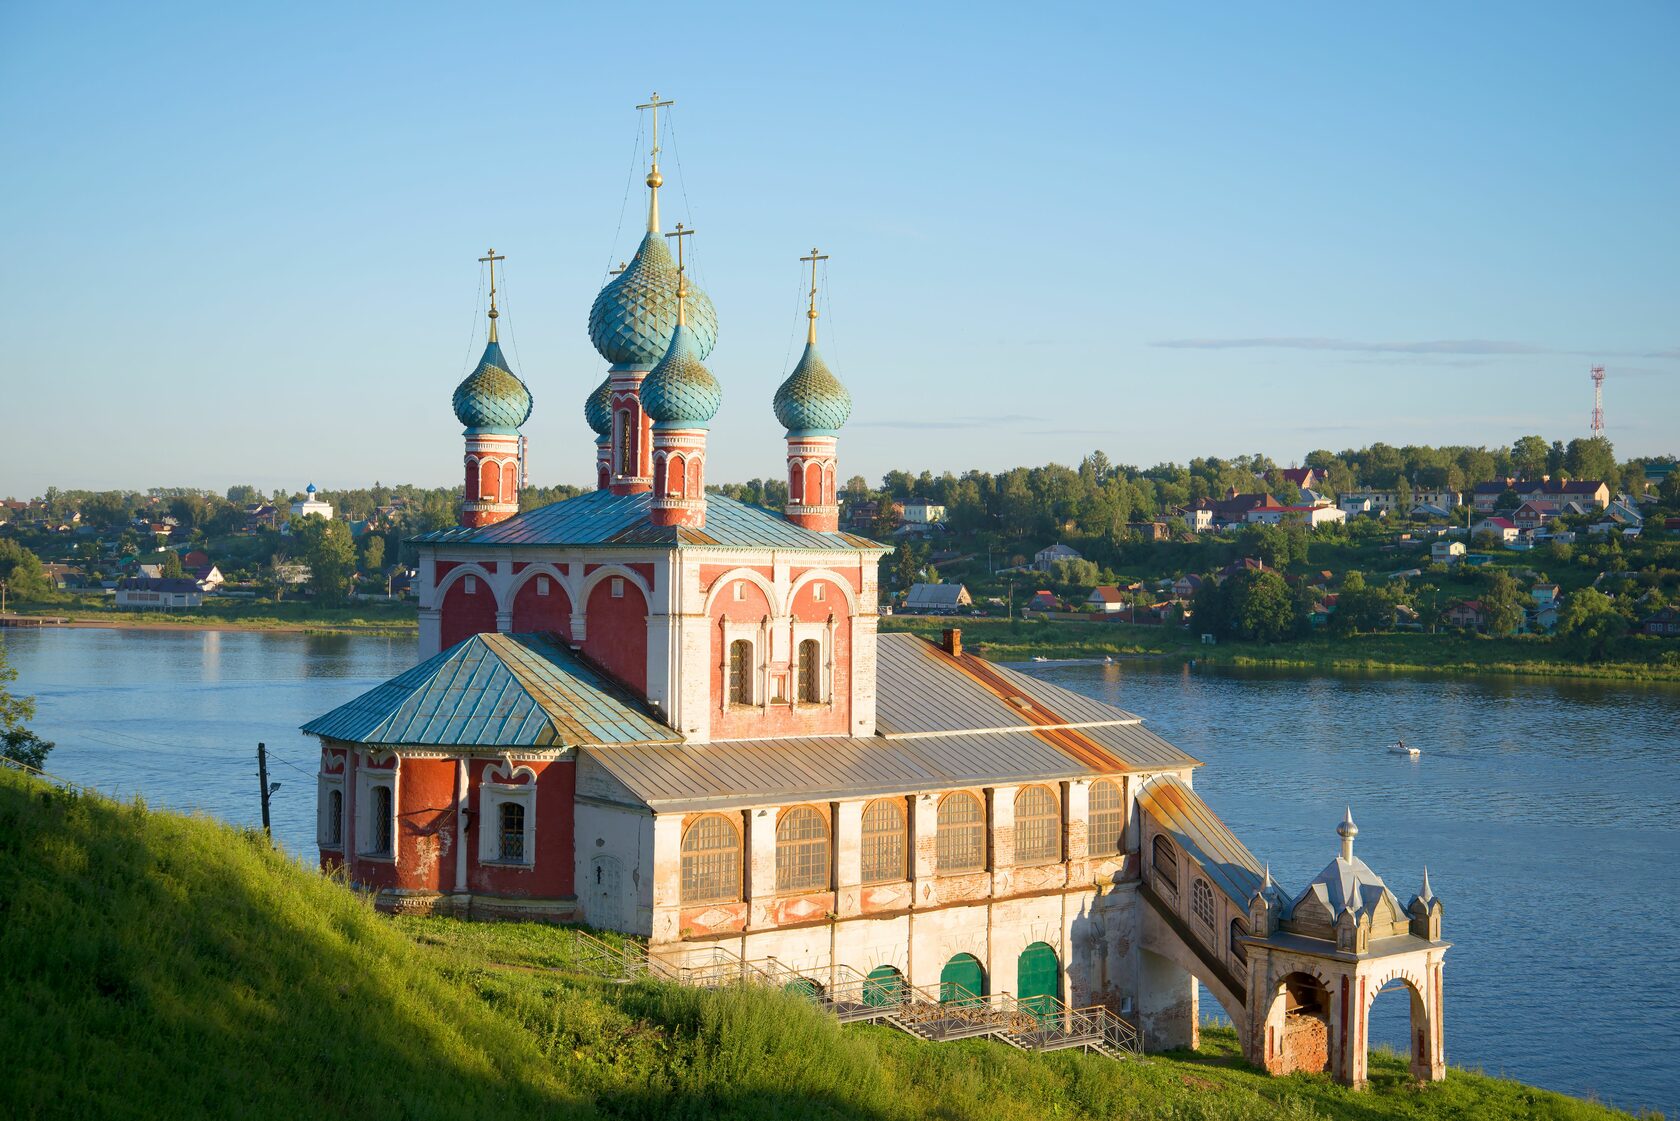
801 247 829 341
479 247 505 338
609 260 628 276
636 92 674 163
666 223 695 321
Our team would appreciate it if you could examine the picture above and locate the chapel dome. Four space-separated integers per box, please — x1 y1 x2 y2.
584 376 613 436
452 341 532 431
641 322 720 429
588 232 718 368
773 341 852 435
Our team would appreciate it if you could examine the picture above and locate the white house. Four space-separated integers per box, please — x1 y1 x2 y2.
115 577 204 610
903 582 972 613
1472 517 1520 545
900 502 947 526
1430 541 1466 565
1033 543 1082 572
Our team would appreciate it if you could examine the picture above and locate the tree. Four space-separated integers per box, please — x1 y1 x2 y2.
1480 569 1524 637
1333 575 1394 635
1556 588 1627 641
361 535 385 575
1563 436 1617 487
1511 435 1549 480
0 641 54 770
1227 570 1294 642
0 540 50 601
161 551 184 579
292 516 356 606
1661 470 1680 508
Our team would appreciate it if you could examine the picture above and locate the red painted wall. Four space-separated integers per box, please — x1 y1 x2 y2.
511 576 572 639
440 573 498 650
466 758 576 898
709 570 853 739
583 579 648 697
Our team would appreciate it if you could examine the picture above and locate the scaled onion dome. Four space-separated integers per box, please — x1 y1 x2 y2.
584 375 613 437
641 322 721 429
588 233 719 368
773 340 852 435
452 340 533 431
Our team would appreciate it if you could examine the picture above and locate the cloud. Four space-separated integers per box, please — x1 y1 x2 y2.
853 414 1049 430
1151 337 1552 355
1643 347 1680 359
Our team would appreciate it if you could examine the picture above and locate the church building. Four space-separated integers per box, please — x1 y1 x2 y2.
303 96 1448 1088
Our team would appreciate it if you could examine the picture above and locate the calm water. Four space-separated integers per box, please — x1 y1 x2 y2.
4 629 1676 1114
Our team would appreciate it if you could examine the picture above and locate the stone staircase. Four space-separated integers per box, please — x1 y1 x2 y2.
564 931 1140 1060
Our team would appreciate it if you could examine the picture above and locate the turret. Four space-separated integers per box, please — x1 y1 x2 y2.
1408 867 1443 941
642 225 720 528
774 248 852 532
452 248 531 528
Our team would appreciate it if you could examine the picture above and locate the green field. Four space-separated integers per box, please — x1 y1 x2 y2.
0 765 1648 1120
4 592 417 634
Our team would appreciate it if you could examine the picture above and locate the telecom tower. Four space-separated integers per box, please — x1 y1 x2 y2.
1590 365 1606 436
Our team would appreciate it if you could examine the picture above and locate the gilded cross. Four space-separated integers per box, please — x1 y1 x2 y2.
666 223 695 276
478 248 506 339
609 260 628 276
636 92 674 162
666 223 695 323
801 247 829 342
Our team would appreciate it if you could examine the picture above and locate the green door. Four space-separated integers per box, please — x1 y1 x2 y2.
1017 942 1059 1019
940 953 986 1004
862 965 904 1008
784 977 822 1003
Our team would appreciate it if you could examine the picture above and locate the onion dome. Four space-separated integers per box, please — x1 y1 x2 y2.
587 233 718 368
584 376 612 436
641 323 720 429
452 340 532 431
773 341 852 435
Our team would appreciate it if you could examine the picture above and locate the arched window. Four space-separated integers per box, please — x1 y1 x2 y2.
936 791 985 873
775 806 831 893
616 410 633 475
371 785 394 856
1152 834 1178 897
326 788 343 847
1013 785 1060 864
666 453 685 497
860 798 906 884
502 460 518 501
1191 878 1215 928
728 640 753 706
1088 779 1124 857
797 639 822 703
789 461 804 503
1230 917 1249 964
498 800 526 863
680 814 741 904
479 459 499 502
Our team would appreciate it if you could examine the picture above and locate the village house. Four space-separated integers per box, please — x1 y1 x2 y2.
1247 504 1346 528
1529 584 1560 632
1641 606 1680 637
115 576 204 610
1172 574 1204 601
1086 585 1126 613
1337 488 1461 516
1033 543 1082 571
1025 589 1063 612
1511 502 1549 532
1276 467 1322 491
1471 517 1520 545
903 582 972 614
1430 540 1466 565
301 127 1449 1090
900 502 946 526
1445 600 1486 633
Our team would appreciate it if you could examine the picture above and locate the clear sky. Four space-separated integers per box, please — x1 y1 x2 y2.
2 2 1675 496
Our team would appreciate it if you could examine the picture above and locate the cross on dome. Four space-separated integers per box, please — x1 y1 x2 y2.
478 247 505 340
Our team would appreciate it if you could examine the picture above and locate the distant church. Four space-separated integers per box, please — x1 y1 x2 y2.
303 97 1448 1089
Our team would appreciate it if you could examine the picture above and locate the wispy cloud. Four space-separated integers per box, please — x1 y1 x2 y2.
1643 347 1680 360
1151 337 1550 355
853 414 1048 430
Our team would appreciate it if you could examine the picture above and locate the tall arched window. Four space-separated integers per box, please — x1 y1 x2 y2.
326 788 343 847
616 410 633 475
860 798 906 884
1088 779 1124 857
1013 785 1060 864
797 639 822 703
371 785 394 856
936 791 985 873
680 814 741 904
498 800 526 863
1152 834 1178 897
1229 917 1249 964
775 806 831 893
1191 878 1215 928
728 640 753 706
666 453 685 497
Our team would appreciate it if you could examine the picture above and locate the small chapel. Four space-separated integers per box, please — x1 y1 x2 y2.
303 95 1449 1087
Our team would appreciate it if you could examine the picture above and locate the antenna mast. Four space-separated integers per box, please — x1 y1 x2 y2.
1590 365 1606 436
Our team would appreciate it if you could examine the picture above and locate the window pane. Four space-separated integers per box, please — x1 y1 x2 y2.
776 807 831 893
729 641 753 705
1088 780 1123 857
499 800 525 863
797 640 821 703
681 814 741 904
373 786 393 855
327 789 343 846
937 793 985 873
1013 785 1060 864
860 799 906 884
1192 879 1215 927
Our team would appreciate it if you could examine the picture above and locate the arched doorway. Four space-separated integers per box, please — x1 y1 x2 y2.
784 976 823 1003
862 965 905 1008
940 953 986 1005
589 855 623 931
1017 942 1060 1018
1273 971 1331 1075
1367 974 1437 1083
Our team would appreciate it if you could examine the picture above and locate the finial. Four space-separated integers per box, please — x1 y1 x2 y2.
478 248 506 343
800 246 829 346
1263 862 1272 890
1419 866 1434 904
1337 806 1358 861
637 91 674 233
666 223 695 327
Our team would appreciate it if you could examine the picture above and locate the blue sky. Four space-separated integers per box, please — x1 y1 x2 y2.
2 2 1675 495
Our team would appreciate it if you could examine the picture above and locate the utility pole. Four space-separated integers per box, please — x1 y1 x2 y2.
256 742 278 841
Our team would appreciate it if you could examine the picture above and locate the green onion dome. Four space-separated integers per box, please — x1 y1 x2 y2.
584 375 612 437
641 322 720 429
588 232 718 368
772 341 852 436
452 340 532 432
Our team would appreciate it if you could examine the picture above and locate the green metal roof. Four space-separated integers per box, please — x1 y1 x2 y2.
300 632 679 749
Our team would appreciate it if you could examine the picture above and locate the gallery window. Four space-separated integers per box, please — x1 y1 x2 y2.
1013 785 1060 864
680 814 742 904
797 639 822 704
729 639 754 706
859 798 906 884
775 806 831 893
1192 878 1215 929
1152 834 1178 897
1088 779 1124 857
936 791 986 874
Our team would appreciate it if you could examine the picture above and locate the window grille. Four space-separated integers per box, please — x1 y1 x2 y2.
616 411 632 474
936 792 985 873
1152 834 1178 896
1192 878 1215 928
860 799 906 884
498 800 526 863
797 639 821 703
371 785 393 856
680 814 741 904
326 788 343 847
729 640 753 705
775 806 831 893
1088 780 1124 857
1013 785 1060 864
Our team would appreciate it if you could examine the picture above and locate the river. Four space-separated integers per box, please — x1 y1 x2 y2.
4 627 1676 1114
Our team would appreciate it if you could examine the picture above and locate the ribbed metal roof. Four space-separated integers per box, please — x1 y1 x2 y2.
413 488 883 552
874 633 1039 735
300 632 679 748
1137 773 1265 907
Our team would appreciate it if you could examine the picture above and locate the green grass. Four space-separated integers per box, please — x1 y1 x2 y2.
6 593 417 634
0 767 1654 1120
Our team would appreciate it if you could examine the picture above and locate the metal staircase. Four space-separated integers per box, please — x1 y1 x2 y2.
562 930 1140 1060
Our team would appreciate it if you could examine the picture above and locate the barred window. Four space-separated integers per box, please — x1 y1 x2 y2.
371 785 393 856
797 639 822 703
936 791 985 874
1013 785 1060 864
729 640 753 706
1088 779 1124 857
775 806 831 894
860 798 906 884
681 814 741 904
1192 878 1215 928
1230 917 1249 964
498 800 526 863
326 788 343 847
1152 834 1178 896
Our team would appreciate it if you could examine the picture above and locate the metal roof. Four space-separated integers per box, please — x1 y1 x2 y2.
413 488 884 553
1137 773 1265 907
300 632 679 749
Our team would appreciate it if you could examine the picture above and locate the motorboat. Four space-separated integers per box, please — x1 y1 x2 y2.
1389 741 1421 758
1031 655 1049 662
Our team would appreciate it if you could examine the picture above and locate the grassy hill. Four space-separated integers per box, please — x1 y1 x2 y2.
0 766 1648 1121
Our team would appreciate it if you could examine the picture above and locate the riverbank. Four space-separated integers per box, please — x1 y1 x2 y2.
3 597 417 636
0 765 1642 1121
881 617 1680 683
